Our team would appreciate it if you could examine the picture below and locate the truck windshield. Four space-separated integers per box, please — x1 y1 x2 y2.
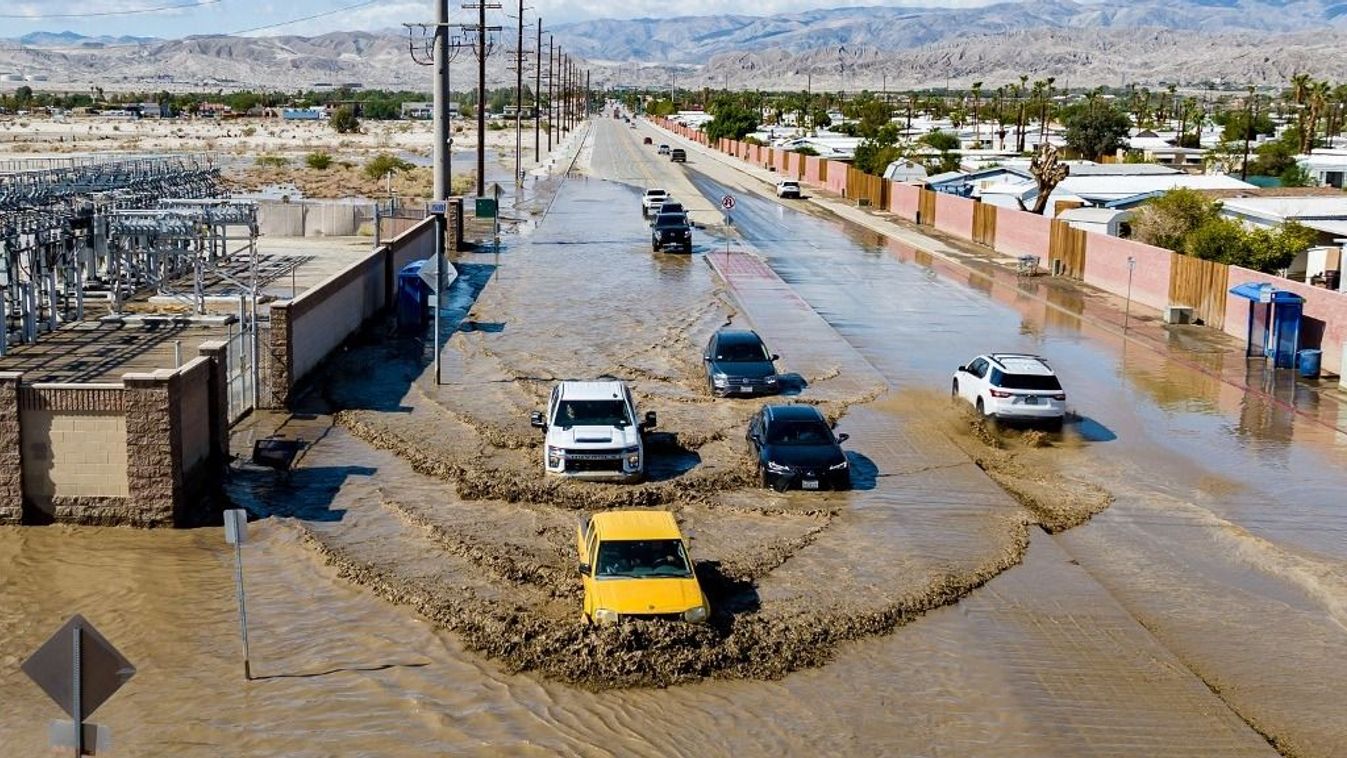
595 539 692 578
555 399 631 428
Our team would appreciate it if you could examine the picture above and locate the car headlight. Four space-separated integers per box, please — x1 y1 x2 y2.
764 375 779 384
546 446 562 467
683 604 709 623
593 608 620 624
829 459 849 470
712 373 729 387
623 446 641 469
766 460 793 474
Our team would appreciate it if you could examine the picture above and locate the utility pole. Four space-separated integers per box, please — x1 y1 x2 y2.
535 21 542 161
434 0 451 200
513 0 525 188
547 38 555 150
1241 84 1255 181
462 0 501 198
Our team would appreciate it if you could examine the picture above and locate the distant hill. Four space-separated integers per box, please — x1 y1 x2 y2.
1 2 1345 92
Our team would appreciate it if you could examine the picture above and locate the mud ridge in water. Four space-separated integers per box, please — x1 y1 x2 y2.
292 518 1031 689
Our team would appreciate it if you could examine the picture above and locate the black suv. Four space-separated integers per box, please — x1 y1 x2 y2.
747 405 850 492
670 148 687 163
651 212 692 253
703 329 780 396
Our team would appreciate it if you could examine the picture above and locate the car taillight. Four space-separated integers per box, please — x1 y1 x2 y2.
1052 393 1066 401
989 389 1012 398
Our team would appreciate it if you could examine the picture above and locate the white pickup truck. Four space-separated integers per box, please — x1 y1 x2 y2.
531 380 657 483
641 188 669 217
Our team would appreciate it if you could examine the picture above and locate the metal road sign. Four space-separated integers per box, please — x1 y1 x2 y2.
427 200 448 216
22 615 135 722
721 195 736 210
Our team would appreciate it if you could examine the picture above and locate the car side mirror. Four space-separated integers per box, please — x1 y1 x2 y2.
530 411 546 430
702 355 712 362
957 365 968 373
577 563 590 575
770 354 780 361
642 411 658 430
837 433 850 443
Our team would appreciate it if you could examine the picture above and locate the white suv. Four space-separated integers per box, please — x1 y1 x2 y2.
530 380 657 483
776 180 802 199
951 354 1066 428
641 188 669 217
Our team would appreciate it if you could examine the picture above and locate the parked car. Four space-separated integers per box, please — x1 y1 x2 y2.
641 188 669 217
642 136 653 145
651 212 693 253
776 180 802 199
657 144 671 155
951 353 1066 428
703 329 780 396
747 405 851 491
670 148 687 163
576 510 710 625
531 380 657 483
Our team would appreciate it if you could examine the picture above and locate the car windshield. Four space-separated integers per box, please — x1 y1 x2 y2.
767 420 834 445
717 339 770 362
782 182 799 188
993 371 1062 391
654 214 688 229
646 190 666 197
595 539 693 578
555 399 631 428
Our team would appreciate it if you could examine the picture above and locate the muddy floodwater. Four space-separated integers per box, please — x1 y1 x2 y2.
1 119 1343 755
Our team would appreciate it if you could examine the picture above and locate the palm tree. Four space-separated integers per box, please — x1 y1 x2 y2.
1016 75 1029 152
1291 72 1313 152
1306 79 1330 154
970 81 983 148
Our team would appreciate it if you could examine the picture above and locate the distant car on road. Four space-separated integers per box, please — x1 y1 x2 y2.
951 353 1066 428
657 144 671 155
531 380 658 483
641 188 669 217
575 510 710 625
651 212 693 253
776 180 802 199
747 405 850 492
703 329 780 396
670 148 687 163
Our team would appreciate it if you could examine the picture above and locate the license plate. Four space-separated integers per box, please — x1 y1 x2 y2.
802 479 819 490
1024 396 1039 405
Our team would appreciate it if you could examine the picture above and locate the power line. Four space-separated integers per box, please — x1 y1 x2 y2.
0 0 223 19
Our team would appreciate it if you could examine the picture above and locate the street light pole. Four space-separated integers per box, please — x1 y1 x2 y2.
513 0 524 188
534 19 542 162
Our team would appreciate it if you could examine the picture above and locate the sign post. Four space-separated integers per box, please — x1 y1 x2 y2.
223 508 252 680
22 614 135 756
720 195 736 255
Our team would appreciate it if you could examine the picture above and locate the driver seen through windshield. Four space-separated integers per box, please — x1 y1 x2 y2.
595 539 693 578
556 400 631 428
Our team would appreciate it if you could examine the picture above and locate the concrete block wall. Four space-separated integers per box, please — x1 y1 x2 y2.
994 209 1053 259
934 194 977 240
1082 234 1174 312
124 371 183 526
0 373 22 524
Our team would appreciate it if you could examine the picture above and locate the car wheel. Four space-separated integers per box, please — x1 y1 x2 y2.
1046 417 1064 433
951 379 959 398
652 242 659 252
975 397 986 417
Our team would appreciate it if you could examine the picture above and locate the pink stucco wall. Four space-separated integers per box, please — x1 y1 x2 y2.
1222 267 1347 372
889 183 920 221
1082 234 1173 312
826 161 848 195
993 208 1052 258
933 194 976 239
804 157 825 187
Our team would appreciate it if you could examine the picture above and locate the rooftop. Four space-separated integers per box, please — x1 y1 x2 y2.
765 404 827 421
590 510 681 541
557 380 627 400
989 354 1054 375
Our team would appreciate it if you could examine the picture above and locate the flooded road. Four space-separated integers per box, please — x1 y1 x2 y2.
1 117 1338 755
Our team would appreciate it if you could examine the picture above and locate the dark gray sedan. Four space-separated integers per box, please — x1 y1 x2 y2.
703 329 780 396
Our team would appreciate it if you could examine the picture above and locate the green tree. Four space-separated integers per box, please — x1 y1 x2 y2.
1062 101 1131 160
1279 163 1315 187
704 103 760 142
364 153 413 180
305 152 333 170
645 98 675 117
330 106 361 134
15 85 32 105
1248 128 1301 177
1131 188 1221 251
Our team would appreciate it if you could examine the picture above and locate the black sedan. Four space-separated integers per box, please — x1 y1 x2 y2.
651 212 693 253
703 329 780 396
747 405 851 492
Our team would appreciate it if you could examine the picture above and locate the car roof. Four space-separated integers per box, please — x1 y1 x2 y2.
986 354 1055 375
556 380 627 400
779 179 800 184
590 510 682 541
763 404 826 422
715 329 763 344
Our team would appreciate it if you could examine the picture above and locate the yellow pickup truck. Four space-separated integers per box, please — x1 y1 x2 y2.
576 510 710 624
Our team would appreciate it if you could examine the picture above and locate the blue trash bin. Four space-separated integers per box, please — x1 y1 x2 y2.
396 260 430 333
1297 348 1322 379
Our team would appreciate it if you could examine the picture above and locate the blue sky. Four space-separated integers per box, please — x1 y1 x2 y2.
0 0 1011 39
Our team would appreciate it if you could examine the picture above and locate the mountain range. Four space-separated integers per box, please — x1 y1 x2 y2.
1 1 1344 92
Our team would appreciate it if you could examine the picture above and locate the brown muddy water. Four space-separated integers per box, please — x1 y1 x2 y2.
0 122 1294 755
